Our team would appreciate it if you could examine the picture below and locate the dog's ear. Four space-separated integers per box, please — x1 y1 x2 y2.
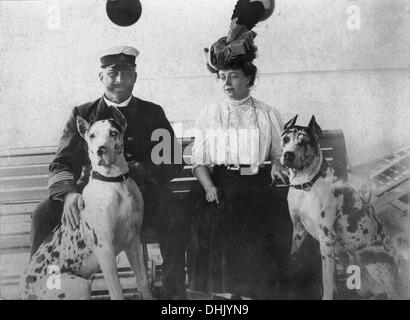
284 115 298 131
308 115 322 141
110 107 127 134
77 116 90 139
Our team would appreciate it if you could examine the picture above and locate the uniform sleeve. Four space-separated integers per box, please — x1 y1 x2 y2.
144 106 183 184
48 107 87 201
268 107 284 163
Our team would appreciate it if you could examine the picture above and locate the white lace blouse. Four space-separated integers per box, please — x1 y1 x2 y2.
191 95 284 174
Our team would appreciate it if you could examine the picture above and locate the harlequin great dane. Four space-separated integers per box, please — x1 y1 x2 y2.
20 108 152 300
279 115 402 300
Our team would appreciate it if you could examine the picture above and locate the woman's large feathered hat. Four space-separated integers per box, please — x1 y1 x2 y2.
206 0 275 71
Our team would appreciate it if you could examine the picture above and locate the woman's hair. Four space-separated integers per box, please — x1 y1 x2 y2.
206 59 258 87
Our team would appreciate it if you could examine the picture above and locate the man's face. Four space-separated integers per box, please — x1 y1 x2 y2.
99 66 137 101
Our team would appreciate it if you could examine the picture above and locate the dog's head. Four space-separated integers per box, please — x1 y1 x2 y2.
280 115 322 170
77 107 127 167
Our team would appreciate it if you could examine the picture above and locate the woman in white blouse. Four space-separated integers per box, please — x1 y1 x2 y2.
187 29 293 299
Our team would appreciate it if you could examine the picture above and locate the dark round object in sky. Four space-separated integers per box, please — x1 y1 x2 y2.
106 0 142 27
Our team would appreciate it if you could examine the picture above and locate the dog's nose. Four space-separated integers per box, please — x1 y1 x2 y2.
283 151 295 162
96 146 106 157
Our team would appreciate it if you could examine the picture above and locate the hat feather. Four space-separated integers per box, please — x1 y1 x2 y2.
227 0 274 43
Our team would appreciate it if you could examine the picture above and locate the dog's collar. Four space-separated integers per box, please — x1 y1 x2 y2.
289 160 328 191
92 171 129 183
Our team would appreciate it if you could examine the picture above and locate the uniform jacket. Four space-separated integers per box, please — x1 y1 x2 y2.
48 96 183 201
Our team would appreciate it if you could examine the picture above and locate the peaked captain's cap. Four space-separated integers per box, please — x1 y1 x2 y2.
99 46 139 69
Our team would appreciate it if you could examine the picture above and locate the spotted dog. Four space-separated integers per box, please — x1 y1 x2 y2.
280 115 402 300
20 108 152 300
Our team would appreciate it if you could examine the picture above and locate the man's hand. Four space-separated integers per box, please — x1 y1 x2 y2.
205 185 219 204
271 160 289 185
63 192 85 230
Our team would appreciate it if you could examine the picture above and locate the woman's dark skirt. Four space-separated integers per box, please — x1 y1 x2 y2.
187 165 293 299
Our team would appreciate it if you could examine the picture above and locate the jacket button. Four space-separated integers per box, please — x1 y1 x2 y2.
126 153 132 158
127 137 134 141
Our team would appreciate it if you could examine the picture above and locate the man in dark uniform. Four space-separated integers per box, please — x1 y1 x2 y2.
30 46 189 299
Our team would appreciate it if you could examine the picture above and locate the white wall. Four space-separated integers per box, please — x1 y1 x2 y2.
0 0 409 166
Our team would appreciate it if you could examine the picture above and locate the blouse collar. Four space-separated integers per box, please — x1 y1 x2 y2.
227 94 252 107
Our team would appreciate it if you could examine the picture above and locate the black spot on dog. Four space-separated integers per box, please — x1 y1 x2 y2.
85 222 91 230
51 251 60 259
47 246 53 253
363 229 369 235
25 275 37 289
336 187 367 233
321 211 325 218
57 231 63 246
92 229 99 246
34 267 43 274
295 234 302 240
77 239 86 249
36 254 45 263
25 275 37 283
66 259 75 266
58 293 66 299
322 226 329 237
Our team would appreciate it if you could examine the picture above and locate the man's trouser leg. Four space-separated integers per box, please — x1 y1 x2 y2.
30 199 63 257
140 183 190 299
156 197 190 299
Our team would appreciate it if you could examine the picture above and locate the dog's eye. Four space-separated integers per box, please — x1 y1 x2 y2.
110 131 118 137
283 136 290 144
89 133 95 139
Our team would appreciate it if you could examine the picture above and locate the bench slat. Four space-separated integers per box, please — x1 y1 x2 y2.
0 235 31 254
0 165 49 178
0 175 48 190
0 202 39 216
0 155 56 167
0 188 49 203
1 214 31 235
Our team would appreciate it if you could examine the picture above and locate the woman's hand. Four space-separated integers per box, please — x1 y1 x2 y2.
271 160 289 185
193 166 220 204
205 185 219 204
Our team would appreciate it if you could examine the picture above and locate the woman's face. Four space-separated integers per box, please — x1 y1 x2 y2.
218 68 250 100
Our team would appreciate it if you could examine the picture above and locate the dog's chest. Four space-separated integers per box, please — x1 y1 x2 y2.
82 180 143 247
289 183 332 234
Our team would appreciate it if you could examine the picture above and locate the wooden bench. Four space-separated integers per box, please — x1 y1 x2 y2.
0 131 348 299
